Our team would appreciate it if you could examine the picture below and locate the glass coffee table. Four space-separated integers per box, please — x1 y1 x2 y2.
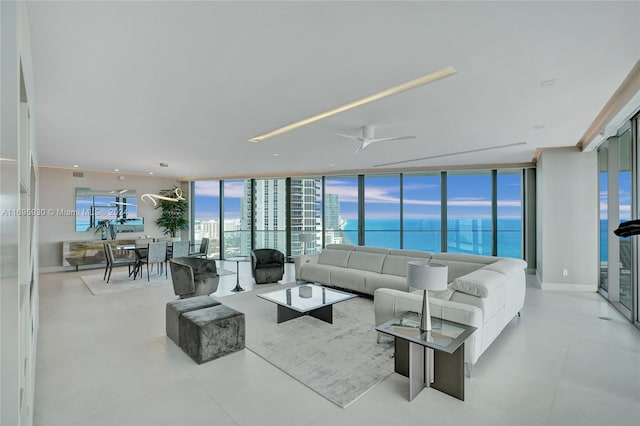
376 311 476 401
257 284 356 324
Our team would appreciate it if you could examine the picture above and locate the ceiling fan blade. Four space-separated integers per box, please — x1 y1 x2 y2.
369 135 416 143
372 142 527 167
336 133 364 142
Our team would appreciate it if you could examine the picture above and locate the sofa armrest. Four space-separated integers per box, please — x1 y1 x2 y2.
374 288 483 327
295 254 319 280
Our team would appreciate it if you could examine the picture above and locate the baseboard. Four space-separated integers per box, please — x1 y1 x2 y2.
40 264 104 274
40 266 67 273
540 282 597 292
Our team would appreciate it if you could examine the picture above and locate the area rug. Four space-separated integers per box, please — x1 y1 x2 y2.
220 284 395 408
82 268 235 295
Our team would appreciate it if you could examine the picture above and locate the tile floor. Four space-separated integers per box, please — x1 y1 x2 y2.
35 262 640 426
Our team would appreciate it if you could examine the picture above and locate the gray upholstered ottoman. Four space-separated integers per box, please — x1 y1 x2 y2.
179 305 245 364
166 295 221 345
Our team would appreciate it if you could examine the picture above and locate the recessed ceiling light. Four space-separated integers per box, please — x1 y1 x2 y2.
148 172 154 175
328 163 335 167
113 168 120 172
72 164 79 168
272 153 281 157
249 66 457 143
540 79 557 87
159 162 169 167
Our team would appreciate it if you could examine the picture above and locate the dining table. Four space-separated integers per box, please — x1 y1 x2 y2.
116 245 145 279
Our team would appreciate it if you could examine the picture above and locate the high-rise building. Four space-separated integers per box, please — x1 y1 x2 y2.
323 193 346 245
290 178 321 255
241 178 322 255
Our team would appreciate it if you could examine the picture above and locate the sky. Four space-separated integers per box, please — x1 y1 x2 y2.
192 172 523 223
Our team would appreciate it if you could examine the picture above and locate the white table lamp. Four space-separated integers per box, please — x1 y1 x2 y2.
299 233 314 255
406 261 449 332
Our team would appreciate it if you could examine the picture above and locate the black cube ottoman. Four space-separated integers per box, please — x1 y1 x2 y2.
179 305 245 364
166 295 221 345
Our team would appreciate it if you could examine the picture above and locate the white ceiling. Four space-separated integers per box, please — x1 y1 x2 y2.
27 1 640 180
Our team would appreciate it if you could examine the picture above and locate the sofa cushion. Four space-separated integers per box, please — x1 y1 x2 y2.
483 258 527 275
450 289 505 326
318 248 351 268
347 251 387 273
381 255 431 277
451 268 506 298
325 244 355 251
388 249 432 259
299 264 345 284
430 252 496 265
329 268 369 293
430 259 487 282
365 274 407 294
354 246 390 254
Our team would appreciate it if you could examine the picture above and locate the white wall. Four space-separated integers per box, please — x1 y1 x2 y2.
537 147 599 290
38 167 180 270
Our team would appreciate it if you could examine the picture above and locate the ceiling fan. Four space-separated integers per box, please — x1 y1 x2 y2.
336 125 416 153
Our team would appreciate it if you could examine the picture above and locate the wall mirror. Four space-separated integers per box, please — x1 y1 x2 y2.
75 187 144 232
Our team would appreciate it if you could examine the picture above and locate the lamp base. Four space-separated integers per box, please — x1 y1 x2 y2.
420 289 431 332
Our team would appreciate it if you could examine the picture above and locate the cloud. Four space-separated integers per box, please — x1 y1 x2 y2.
223 181 247 198
194 180 220 197
403 182 440 191
325 184 522 208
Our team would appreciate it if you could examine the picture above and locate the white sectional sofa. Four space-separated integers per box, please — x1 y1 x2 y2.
295 244 527 373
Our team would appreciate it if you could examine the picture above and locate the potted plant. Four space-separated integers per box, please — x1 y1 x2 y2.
154 186 189 238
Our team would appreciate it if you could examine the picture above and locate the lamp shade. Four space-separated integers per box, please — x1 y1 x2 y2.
407 261 448 291
299 233 315 243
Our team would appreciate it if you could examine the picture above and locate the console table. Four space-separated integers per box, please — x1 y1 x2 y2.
62 239 137 270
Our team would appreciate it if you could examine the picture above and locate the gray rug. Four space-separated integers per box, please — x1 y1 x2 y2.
82 267 235 295
220 284 395 408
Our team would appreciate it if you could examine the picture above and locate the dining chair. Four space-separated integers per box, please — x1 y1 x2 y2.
170 240 190 259
103 243 136 283
139 241 168 282
189 237 209 258
134 238 153 260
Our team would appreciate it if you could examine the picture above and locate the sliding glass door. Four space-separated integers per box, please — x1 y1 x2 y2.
598 125 634 321
599 146 609 293
618 129 633 313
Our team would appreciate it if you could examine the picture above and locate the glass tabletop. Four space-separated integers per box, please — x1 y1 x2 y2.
226 256 250 262
257 284 356 313
376 311 476 354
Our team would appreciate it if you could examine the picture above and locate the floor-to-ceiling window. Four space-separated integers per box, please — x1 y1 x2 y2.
598 124 634 322
364 175 400 249
598 146 609 293
253 178 287 254
618 128 633 311
446 171 493 255
222 179 251 258
193 167 528 260
193 180 220 258
402 173 442 251
496 170 523 258
324 176 358 245
291 178 322 255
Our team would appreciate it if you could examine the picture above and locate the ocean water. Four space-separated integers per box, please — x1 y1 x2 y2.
343 218 523 259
